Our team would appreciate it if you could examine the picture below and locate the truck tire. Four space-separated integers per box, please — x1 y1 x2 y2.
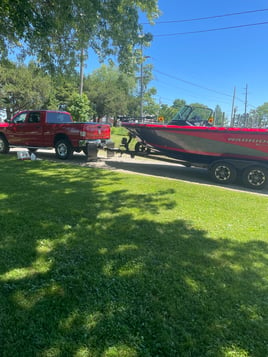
242 165 267 189
0 135 9 154
210 161 237 184
55 139 73 160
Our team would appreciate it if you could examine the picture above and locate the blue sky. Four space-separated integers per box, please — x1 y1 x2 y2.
89 1 268 118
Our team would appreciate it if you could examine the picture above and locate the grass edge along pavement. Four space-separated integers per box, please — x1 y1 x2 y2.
0 155 267 357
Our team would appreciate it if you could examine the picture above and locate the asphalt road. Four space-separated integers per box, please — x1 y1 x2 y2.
9 148 268 196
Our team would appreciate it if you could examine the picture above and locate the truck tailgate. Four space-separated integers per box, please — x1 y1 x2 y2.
83 123 111 140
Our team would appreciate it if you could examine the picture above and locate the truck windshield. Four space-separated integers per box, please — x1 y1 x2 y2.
46 112 72 123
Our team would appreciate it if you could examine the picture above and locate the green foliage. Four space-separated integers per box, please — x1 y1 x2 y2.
85 64 136 121
172 98 186 109
0 155 268 356
52 80 79 109
189 102 208 108
0 61 52 118
0 0 159 74
257 102 268 115
214 104 227 126
255 102 268 127
142 87 159 117
158 99 187 123
67 93 94 122
158 104 178 122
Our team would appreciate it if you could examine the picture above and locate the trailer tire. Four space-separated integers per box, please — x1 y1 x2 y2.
242 165 267 189
135 142 150 154
55 139 73 160
210 161 237 184
0 135 9 154
135 142 146 152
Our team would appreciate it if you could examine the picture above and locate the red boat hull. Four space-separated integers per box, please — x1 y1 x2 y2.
122 123 268 164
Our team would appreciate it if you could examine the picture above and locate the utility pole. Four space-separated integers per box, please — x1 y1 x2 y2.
222 112 225 126
140 51 144 119
138 32 152 120
230 86 236 127
244 83 248 126
79 48 85 95
139 36 144 120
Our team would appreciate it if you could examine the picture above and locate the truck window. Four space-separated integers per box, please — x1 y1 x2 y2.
28 113 41 123
46 112 72 123
13 113 27 123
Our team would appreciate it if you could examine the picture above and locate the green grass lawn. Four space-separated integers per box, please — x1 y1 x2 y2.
111 127 137 150
0 154 268 357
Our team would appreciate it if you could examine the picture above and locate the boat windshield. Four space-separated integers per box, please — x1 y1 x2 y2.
172 106 192 122
169 105 213 126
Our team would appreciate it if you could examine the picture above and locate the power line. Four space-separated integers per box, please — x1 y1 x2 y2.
154 69 257 109
143 8 268 25
154 69 233 97
154 21 268 37
153 75 231 105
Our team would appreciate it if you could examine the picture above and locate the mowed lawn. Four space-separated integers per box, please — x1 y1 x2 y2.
0 154 267 357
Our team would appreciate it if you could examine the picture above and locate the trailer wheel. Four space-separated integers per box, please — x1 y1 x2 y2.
135 142 150 154
0 135 9 154
242 166 267 189
210 161 237 184
55 139 73 160
135 142 146 152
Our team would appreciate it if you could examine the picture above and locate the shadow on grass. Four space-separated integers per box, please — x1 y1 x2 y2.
0 157 267 357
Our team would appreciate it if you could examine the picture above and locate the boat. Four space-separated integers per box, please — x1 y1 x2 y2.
121 105 268 189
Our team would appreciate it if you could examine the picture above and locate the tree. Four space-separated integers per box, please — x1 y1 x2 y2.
84 64 136 123
256 102 268 127
157 99 186 123
189 102 207 108
214 105 224 126
67 93 94 122
158 104 177 123
0 61 52 119
172 99 186 110
0 1 159 74
143 87 159 118
50 77 79 110
138 62 157 117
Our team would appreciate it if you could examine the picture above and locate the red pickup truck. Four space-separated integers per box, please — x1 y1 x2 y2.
0 110 113 159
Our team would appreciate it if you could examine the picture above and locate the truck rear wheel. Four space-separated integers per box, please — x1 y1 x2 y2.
0 135 9 154
55 139 73 160
242 165 267 189
210 161 237 184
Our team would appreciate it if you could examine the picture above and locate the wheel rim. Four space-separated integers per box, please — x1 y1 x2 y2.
58 143 67 157
215 165 231 181
247 169 266 186
135 142 146 153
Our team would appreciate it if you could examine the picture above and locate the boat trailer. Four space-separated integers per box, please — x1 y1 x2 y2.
104 133 268 190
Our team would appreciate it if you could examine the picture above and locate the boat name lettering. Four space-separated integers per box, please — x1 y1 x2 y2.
227 137 268 144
